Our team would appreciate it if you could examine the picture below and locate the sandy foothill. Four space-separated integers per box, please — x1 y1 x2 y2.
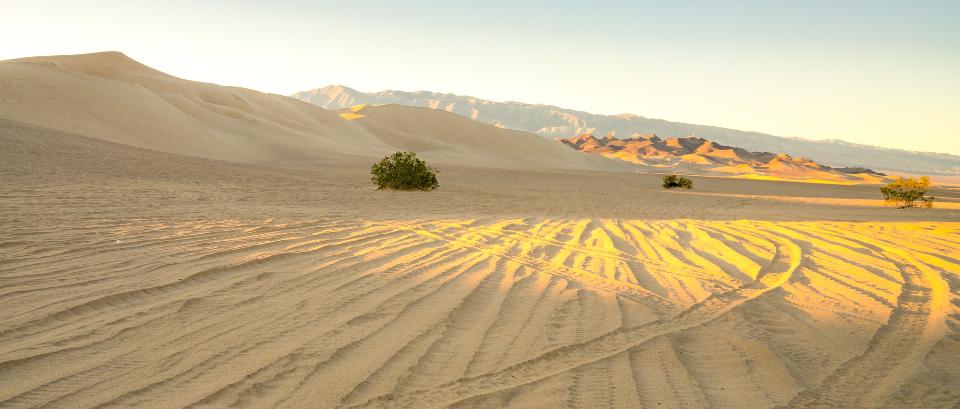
558 133 892 185
2 52 960 408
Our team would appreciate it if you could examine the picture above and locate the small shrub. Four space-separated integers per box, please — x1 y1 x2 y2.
371 151 439 191
881 176 934 208
663 174 693 189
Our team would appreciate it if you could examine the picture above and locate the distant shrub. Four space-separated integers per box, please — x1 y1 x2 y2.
371 152 439 191
663 174 693 189
881 176 934 208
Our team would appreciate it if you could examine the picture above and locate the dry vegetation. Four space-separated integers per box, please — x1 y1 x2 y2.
881 176 936 208
370 151 439 191
662 174 693 189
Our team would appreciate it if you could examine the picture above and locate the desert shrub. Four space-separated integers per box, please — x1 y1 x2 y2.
662 174 693 189
371 151 439 191
880 176 934 208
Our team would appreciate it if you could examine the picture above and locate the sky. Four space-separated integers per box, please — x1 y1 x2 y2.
1 0 958 155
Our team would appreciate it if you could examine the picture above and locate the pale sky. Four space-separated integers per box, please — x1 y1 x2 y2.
1 0 958 155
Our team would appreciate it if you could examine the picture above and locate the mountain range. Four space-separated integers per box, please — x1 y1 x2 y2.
292 85 960 176
560 133 887 184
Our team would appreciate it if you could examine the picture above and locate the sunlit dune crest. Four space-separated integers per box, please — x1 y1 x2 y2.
339 104 368 120
655 188 959 209
735 173 860 185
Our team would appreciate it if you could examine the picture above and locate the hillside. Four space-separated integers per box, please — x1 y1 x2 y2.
293 85 960 176
560 133 888 184
0 52 617 172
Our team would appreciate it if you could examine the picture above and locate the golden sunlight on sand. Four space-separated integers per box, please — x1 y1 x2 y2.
3 51 959 409
339 104 368 120
2 218 957 408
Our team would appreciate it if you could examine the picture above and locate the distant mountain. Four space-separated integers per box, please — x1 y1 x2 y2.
560 133 887 184
292 85 960 176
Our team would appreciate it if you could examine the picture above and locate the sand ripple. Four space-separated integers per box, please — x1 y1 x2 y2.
1 219 958 408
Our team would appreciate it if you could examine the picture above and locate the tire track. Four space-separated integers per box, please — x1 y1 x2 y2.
782 225 950 408
349 223 802 408
4 219 957 409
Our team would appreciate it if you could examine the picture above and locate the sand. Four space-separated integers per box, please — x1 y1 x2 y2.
2 53 960 408
0 52 618 172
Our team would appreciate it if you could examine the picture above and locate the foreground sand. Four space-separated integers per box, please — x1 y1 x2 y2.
4 217 959 409
3 121 960 408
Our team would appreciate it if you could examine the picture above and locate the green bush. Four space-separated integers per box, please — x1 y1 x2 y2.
371 152 439 191
662 174 693 189
881 176 934 208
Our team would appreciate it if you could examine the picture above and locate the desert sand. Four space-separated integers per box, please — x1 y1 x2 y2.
2 53 960 408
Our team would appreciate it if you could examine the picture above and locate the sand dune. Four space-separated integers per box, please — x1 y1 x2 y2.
3 52 960 408
0 52 616 171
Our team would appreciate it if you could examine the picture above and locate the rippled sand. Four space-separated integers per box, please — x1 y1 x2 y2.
3 115 960 408
2 216 959 408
